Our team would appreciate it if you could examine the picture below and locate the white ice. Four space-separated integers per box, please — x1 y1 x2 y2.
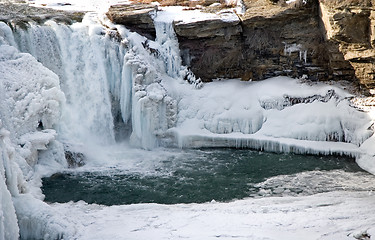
156 6 240 25
2 1 375 239
0 22 69 239
162 77 373 158
48 190 375 240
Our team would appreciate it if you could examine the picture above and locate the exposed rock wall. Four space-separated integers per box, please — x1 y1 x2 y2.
0 3 84 25
319 0 375 89
107 0 375 91
176 2 332 82
106 4 158 40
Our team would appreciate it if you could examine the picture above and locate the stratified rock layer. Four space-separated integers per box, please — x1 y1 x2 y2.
0 3 84 25
106 4 157 40
319 0 375 89
106 0 375 91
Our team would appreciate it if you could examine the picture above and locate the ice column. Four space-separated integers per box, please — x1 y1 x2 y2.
154 18 202 88
0 129 19 240
154 20 182 78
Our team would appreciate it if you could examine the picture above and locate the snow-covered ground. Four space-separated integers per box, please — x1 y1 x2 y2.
50 191 375 240
1 1 375 239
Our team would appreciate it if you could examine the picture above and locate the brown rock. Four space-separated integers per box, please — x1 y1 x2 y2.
106 4 157 39
105 0 375 91
176 1 330 82
319 0 375 88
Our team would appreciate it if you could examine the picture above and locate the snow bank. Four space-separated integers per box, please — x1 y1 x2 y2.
157 6 240 25
165 77 372 150
13 194 75 240
50 191 375 240
26 0 119 12
0 45 64 140
0 128 19 240
0 24 67 239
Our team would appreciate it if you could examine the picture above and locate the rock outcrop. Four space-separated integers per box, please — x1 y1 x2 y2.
175 2 330 82
0 3 84 25
174 11 245 81
106 0 375 91
319 0 375 89
106 4 157 40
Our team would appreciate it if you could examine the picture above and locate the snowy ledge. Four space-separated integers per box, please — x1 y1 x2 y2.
157 6 240 24
159 76 375 173
18 130 57 151
172 130 362 157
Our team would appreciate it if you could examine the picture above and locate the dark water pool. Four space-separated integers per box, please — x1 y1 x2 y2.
42 149 367 205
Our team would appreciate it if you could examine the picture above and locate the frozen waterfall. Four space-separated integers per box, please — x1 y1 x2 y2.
1 5 375 239
10 17 116 146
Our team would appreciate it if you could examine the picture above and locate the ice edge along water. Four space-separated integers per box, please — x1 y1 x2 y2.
0 7 375 240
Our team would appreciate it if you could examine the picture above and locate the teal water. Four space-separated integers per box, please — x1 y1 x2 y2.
42 149 370 205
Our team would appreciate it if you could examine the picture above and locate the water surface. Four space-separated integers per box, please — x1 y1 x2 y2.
42 149 374 205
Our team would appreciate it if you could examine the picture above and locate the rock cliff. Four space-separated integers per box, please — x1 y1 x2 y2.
107 0 375 91
319 0 375 89
106 4 157 40
177 1 331 82
0 3 84 25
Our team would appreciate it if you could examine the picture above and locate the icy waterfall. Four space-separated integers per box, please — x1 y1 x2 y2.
1 8 375 239
0 12 201 239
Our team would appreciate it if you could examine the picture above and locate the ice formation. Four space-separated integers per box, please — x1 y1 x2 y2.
0 22 69 239
1 3 375 239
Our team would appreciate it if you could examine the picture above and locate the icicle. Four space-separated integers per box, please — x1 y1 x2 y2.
154 18 202 88
0 127 19 240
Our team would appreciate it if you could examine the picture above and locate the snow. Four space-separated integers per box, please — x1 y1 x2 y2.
2 1 375 239
163 77 372 155
156 6 240 25
284 43 307 63
0 22 66 239
26 0 125 12
0 128 19 240
46 191 375 240
0 44 64 139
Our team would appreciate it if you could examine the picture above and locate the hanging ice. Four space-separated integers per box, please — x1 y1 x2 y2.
1 5 375 239
9 16 116 146
0 24 68 239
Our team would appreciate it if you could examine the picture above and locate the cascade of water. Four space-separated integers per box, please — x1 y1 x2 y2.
5 13 179 151
11 18 117 146
2 9 205 152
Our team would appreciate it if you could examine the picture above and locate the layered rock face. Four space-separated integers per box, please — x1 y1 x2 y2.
319 0 375 89
176 2 330 82
107 0 375 90
106 4 157 40
0 3 84 25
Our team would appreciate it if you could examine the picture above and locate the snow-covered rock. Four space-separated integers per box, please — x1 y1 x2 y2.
0 23 66 239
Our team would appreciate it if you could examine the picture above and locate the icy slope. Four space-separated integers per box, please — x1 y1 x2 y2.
0 23 72 239
164 77 372 152
50 191 375 240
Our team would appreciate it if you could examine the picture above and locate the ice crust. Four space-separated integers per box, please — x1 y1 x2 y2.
48 191 375 240
1 4 375 240
169 78 373 154
0 24 67 239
